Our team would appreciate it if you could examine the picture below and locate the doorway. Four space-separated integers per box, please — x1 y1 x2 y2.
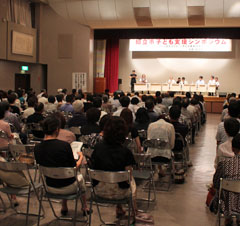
15 73 30 91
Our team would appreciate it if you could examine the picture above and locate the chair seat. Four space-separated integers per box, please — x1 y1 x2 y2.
0 186 30 195
133 170 151 180
92 195 131 205
45 191 80 200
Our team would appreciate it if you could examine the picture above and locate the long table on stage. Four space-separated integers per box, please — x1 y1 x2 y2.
134 83 216 93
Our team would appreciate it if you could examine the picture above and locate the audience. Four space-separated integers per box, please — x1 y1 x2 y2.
134 107 150 131
22 97 36 119
45 95 57 112
8 93 21 115
60 95 74 113
145 99 159 123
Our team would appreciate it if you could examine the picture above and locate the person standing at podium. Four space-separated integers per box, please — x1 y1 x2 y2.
130 70 137 93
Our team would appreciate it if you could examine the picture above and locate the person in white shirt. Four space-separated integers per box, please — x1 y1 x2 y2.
180 77 188 85
208 75 216 85
167 76 176 85
215 118 240 168
196 76 205 85
22 97 36 119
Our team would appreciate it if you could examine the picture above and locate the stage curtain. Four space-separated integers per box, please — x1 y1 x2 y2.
104 39 119 93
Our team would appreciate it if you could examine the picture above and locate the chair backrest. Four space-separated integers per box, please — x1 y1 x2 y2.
173 132 185 151
69 127 81 135
8 144 35 160
39 165 77 179
0 161 28 172
88 169 130 184
220 178 240 193
133 153 152 170
142 138 168 149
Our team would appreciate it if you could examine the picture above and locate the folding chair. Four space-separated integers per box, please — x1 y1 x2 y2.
27 123 44 142
88 169 134 226
143 138 175 191
0 130 11 160
217 178 240 226
138 130 147 145
132 153 156 210
0 179 6 212
0 161 43 225
38 166 88 226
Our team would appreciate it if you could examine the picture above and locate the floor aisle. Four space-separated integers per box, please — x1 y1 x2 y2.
0 113 220 226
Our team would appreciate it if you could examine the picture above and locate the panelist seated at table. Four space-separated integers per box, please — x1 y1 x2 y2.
208 75 216 85
176 77 181 84
180 77 188 85
139 74 148 83
167 76 176 85
196 76 205 85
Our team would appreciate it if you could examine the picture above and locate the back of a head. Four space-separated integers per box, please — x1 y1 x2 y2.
199 95 204 102
224 118 240 137
0 102 7 119
86 107 101 123
232 133 240 152
102 95 108 103
34 102 44 113
53 112 66 129
134 92 139 96
103 116 128 145
135 107 150 124
190 98 197 105
131 97 139 105
72 89 76 94
156 96 162 104
173 97 182 109
141 95 147 102
27 97 36 107
56 94 63 102
155 91 161 97
182 98 189 108
169 92 175 98
120 96 130 107
120 108 133 126
169 105 181 120
228 101 240 118
73 100 83 113
93 97 102 108
42 116 60 135
48 95 55 104
99 114 111 131
8 93 16 104
86 94 94 102
145 99 154 110
66 95 73 103
186 92 191 99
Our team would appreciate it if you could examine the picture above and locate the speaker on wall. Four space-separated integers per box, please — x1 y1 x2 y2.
118 79 122 84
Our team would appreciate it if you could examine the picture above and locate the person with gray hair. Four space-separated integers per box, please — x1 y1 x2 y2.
67 100 87 128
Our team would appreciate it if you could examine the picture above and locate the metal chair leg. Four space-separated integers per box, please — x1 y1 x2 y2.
25 187 31 226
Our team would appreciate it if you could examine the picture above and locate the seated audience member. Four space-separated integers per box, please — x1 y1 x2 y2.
169 105 189 141
91 116 138 216
56 94 65 110
109 92 121 111
181 98 193 128
71 89 77 98
16 89 25 109
8 93 21 115
221 98 237 122
213 134 240 226
83 94 94 113
145 99 159 123
162 92 173 108
120 108 142 153
60 95 74 113
54 112 76 144
129 97 140 115
34 116 89 216
22 97 36 119
101 95 112 114
216 101 240 145
199 95 206 124
45 95 57 112
3 102 22 133
113 96 131 116
215 118 240 168
27 102 45 138
93 96 107 119
155 91 161 98
80 108 101 135
68 100 87 128
38 93 48 105
186 92 191 99
147 117 175 176
155 96 167 114
134 108 150 131
0 102 13 149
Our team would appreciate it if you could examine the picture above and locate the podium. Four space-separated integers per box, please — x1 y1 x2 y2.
94 77 106 93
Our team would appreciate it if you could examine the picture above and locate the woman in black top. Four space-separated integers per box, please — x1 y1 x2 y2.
120 108 142 153
34 116 89 216
91 116 137 217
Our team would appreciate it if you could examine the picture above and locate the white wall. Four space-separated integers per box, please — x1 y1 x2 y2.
119 39 240 93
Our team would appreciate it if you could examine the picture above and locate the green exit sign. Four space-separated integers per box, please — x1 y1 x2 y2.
21 66 29 71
